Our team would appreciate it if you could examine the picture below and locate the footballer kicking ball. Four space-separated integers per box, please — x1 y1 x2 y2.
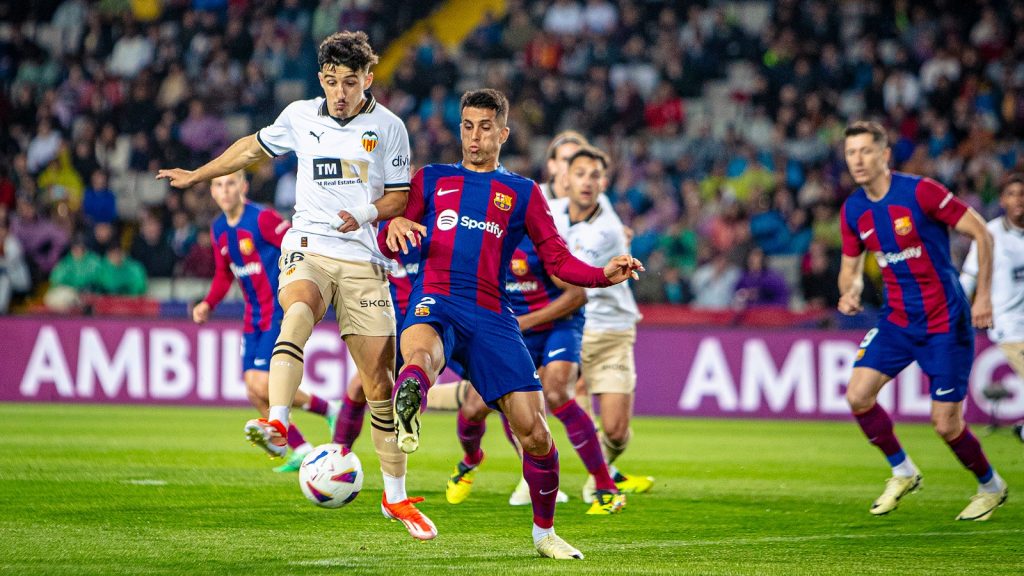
298 443 363 508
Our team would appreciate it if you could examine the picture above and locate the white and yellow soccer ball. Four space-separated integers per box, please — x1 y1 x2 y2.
298 444 363 508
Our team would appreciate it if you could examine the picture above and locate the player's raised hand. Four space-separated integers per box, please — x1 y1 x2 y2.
603 255 644 285
156 168 198 189
192 301 211 324
837 290 863 316
971 296 993 329
386 217 427 255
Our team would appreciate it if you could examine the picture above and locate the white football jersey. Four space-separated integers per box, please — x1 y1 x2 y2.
551 195 640 331
257 93 410 268
961 217 1024 343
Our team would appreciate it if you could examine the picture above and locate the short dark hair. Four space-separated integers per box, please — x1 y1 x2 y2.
460 89 509 125
318 31 379 73
567 146 609 170
1001 173 1024 193
844 120 888 148
546 130 589 159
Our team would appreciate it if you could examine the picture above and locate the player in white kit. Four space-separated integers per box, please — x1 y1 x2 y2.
157 31 435 540
549 146 655 502
961 174 1024 443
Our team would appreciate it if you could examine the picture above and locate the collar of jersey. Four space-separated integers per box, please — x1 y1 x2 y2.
568 202 602 226
1003 215 1024 236
455 161 509 175
318 91 376 127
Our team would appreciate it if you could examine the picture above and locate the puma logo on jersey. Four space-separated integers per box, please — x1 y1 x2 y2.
309 130 324 143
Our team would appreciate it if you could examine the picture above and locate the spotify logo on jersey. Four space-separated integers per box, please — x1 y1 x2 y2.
436 209 459 231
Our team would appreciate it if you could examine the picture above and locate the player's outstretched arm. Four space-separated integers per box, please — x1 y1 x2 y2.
603 255 644 285
954 208 994 329
156 134 269 189
837 254 865 316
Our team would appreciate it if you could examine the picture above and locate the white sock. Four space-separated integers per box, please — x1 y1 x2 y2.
383 472 407 503
269 405 290 428
891 455 918 478
532 523 554 544
293 442 313 456
979 471 1006 494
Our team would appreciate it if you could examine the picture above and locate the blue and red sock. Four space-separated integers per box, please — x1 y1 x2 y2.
553 399 616 491
523 444 560 529
456 411 486 467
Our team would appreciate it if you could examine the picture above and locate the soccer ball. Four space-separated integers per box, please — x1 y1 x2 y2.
298 443 363 508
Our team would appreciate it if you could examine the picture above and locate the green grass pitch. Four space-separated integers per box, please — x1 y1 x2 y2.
1 403 1022 575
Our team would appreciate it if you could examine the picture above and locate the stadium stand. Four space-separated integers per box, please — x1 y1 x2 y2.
0 0 1020 326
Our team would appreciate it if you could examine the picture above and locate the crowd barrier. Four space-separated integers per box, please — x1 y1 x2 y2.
2 317 1020 424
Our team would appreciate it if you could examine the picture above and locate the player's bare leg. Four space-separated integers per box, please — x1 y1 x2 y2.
847 367 922 515
393 324 447 454
587 392 652 499
347 333 436 540
931 401 1008 520
573 374 593 418
446 388 491 504
498 390 582 560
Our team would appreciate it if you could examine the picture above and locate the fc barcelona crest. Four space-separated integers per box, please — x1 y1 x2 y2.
361 131 379 153
511 258 528 276
894 216 913 236
493 191 513 212
239 238 255 255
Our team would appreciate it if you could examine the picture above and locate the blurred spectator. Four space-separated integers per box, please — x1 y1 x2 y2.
45 235 100 311
26 118 62 174
86 221 118 255
733 247 790 309
178 99 229 161
168 210 197 258
107 23 154 78
801 241 841 309
96 246 147 296
181 230 215 278
0 214 31 313
82 170 117 225
130 212 176 277
11 197 68 281
690 251 742 309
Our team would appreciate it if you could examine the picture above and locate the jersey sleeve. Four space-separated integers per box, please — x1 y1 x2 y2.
839 203 864 258
525 183 612 288
257 208 291 248
203 230 234 308
378 167 426 259
256 103 297 157
916 177 968 228
381 117 411 191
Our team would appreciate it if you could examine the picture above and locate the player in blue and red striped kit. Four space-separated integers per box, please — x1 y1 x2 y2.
382 89 642 559
193 170 336 471
838 121 1008 521
443 234 625 515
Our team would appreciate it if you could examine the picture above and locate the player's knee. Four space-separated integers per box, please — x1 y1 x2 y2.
517 423 552 455
543 387 570 410
931 414 964 442
279 301 316 349
604 423 630 445
459 393 488 421
845 387 875 413
245 377 269 401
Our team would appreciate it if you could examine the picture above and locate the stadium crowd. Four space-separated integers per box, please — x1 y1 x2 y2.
1 0 1021 314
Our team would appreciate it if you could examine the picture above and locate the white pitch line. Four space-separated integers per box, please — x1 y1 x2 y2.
627 528 1024 548
122 479 168 486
